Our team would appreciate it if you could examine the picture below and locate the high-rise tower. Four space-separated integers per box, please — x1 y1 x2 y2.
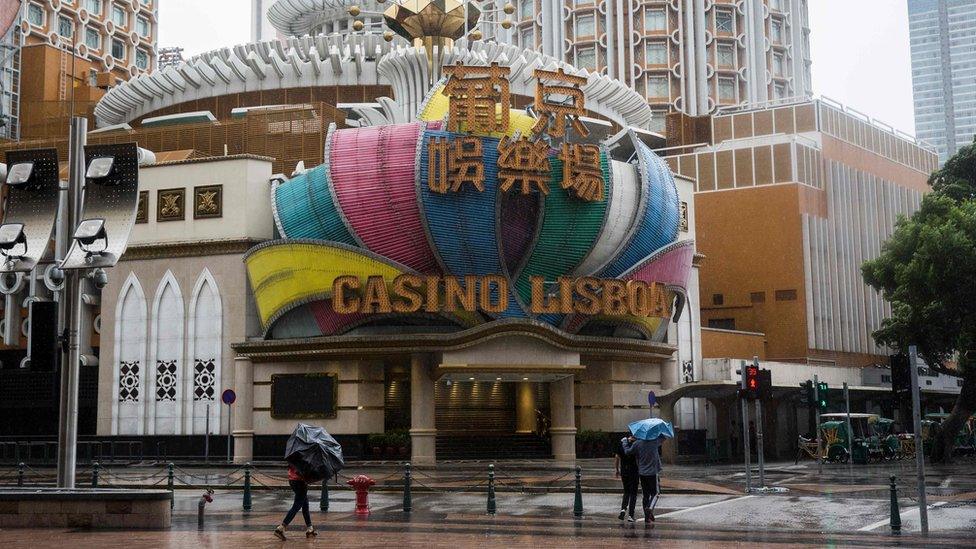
907 0 976 165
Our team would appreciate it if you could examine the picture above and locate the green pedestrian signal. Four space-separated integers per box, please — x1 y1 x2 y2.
817 381 829 411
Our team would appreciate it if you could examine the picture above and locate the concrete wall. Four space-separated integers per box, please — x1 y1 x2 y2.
701 327 767 360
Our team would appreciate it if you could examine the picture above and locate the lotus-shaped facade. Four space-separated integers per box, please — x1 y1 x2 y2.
246 100 694 343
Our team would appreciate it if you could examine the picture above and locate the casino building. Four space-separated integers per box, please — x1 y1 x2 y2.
0 0 703 463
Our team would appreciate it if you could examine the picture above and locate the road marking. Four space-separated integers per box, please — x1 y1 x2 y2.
655 495 755 518
857 501 947 532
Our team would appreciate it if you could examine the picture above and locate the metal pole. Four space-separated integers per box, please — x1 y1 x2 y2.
226 404 232 463
844 382 853 465
908 346 928 535
756 399 765 489
204 403 210 462
814 375 823 473
741 393 751 493
56 116 87 489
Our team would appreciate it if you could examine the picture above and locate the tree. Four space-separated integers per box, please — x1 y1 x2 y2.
862 139 976 463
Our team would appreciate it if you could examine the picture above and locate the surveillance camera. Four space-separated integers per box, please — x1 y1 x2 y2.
49 267 65 286
90 268 108 290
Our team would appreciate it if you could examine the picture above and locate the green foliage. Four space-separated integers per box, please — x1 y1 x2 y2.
861 139 976 374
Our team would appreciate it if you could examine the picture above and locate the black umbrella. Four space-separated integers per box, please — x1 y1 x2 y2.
285 423 345 482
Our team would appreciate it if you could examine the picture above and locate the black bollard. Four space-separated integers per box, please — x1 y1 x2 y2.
573 465 583 518
168 462 175 510
243 463 252 512
17 463 24 487
403 463 412 513
320 477 330 512
889 475 901 533
487 464 496 515
91 461 100 488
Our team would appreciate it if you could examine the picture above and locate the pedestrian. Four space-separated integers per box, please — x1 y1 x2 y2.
614 434 640 522
623 434 666 524
273 463 318 540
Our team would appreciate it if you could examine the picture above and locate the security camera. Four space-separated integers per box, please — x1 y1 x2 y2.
90 268 108 290
47 266 65 287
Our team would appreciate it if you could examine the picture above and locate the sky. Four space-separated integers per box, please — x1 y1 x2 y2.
158 0 918 135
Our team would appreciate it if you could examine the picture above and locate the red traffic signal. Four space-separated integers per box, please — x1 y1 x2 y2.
743 365 760 399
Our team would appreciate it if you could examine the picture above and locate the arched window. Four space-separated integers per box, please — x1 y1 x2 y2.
149 271 185 435
187 269 222 434
113 273 147 435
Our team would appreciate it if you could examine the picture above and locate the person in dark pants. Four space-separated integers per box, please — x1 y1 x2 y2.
274 464 318 540
614 436 639 521
623 435 665 524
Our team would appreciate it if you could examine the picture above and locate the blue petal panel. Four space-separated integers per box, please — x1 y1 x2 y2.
601 140 680 278
273 164 358 245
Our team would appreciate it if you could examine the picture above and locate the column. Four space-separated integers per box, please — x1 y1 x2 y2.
410 354 436 465
658 397 677 465
232 356 254 464
549 375 576 463
516 381 536 434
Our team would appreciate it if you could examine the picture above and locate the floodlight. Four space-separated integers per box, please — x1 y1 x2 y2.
86 157 115 179
5 162 34 186
0 163 6 184
0 223 26 257
72 218 108 255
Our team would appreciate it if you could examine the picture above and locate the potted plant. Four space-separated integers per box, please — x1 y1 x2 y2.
367 433 386 459
395 431 410 458
577 430 596 458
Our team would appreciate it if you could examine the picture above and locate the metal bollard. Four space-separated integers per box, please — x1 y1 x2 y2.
91 461 100 488
168 463 175 510
889 475 901 533
487 464 496 516
403 463 412 513
320 477 330 512
243 463 253 512
17 463 24 487
573 465 583 518
198 489 214 529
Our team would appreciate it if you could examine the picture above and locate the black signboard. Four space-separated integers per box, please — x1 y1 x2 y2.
271 373 338 419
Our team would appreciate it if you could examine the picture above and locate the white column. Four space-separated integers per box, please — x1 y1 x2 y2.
410 354 437 464
232 356 254 464
549 375 576 463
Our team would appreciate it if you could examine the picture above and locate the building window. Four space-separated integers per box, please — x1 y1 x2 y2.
575 14 595 37
774 82 788 99
136 49 149 70
712 293 724 306
27 3 44 26
86 0 103 15
645 8 666 32
708 318 736 330
750 292 766 303
718 77 736 101
520 0 533 19
85 27 101 50
645 42 667 65
717 44 735 67
772 52 785 76
112 4 127 27
647 76 669 98
112 38 126 60
89 69 98 87
520 27 533 48
770 0 783 11
715 10 734 33
137 16 150 37
576 46 596 70
650 109 667 132
58 15 74 39
770 19 783 44
775 289 797 301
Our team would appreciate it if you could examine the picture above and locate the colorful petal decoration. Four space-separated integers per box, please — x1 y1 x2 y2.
272 163 358 244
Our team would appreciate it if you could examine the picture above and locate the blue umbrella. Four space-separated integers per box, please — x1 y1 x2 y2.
628 418 675 440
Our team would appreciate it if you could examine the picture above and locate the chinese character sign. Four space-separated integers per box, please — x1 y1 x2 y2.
497 136 551 195
428 136 486 194
443 62 512 134
532 68 590 140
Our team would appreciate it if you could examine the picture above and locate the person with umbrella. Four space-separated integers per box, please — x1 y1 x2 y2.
274 424 345 540
623 417 674 524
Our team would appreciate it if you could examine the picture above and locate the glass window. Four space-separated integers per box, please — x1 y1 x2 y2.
136 49 149 70
649 109 667 132
520 0 533 19
575 14 595 36
58 15 74 38
647 76 669 98
773 52 785 76
85 27 101 49
645 8 666 32
137 15 150 36
86 0 103 15
89 69 98 87
770 0 782 11
718 77 736 101
111 38 126 60
717 44 735 67
112 4 127 26
771 20 783 43
576 46 596 70
715 10 734 33
645 42 667 65
774 82 788 99
520 27 533 48
27 3 44 26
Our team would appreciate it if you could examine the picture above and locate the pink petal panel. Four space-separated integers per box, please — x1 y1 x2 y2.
329 123 440 273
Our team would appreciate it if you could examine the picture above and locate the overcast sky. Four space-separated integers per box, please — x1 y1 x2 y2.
158 0 918 134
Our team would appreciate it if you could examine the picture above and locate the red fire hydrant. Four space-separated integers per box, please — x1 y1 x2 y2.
347 475 375 516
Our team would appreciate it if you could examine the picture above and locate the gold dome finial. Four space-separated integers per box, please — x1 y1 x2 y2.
384 0 481 60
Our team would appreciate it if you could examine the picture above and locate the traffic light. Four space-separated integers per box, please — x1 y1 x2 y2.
799 380 812 406
890 354 911 398
742 364 760 400
758 369 772 399
816 381 829 411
